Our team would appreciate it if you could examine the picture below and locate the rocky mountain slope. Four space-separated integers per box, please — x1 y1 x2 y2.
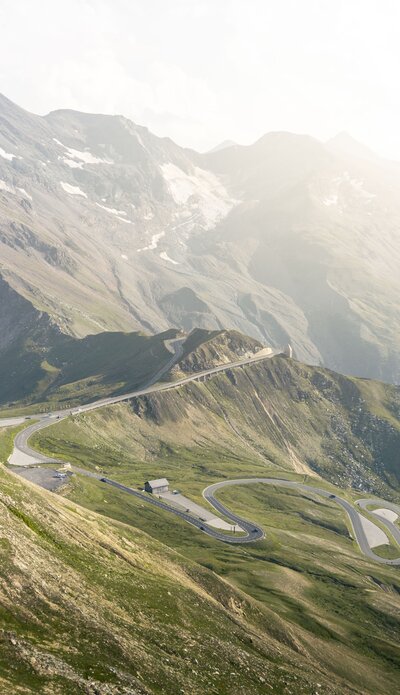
0 307 266 410
35 355 400 501
1 94 400 382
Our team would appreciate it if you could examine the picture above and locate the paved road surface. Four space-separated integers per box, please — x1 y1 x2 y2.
356 498 400 551
8 345 278 466
70 467 262 544
204 479 400 564
5 342 399 562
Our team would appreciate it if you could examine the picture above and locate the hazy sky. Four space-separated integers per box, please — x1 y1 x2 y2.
0 0 399 156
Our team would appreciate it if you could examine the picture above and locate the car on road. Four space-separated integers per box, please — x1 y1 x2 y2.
329 494 336 499
100 477 107 482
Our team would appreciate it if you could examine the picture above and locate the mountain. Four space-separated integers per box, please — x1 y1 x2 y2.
23 354 400 694
1 457 340 695
326 131 380 162
1 94 400 383
0 289 267 410
207 139 238 152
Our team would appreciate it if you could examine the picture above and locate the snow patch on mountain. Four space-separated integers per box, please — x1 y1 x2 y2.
160 251 179 265
17 187 32 201
0 146 20 161
160 162 237 229
96 203 132 224
60 181 87 198
96 203 127 216
138 231 165 252
53 138 112 166
116 216 132 224
62 158 84 169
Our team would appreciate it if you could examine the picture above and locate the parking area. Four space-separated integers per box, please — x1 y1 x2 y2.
10 465 72 491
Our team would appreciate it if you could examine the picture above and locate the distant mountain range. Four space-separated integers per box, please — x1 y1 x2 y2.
1 93 400 383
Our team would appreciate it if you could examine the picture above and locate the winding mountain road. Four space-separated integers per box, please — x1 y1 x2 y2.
5 344 277 466
3 344 400 563
204 479 400 564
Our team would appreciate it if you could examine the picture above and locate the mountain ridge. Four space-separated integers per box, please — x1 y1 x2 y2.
1 94 400 382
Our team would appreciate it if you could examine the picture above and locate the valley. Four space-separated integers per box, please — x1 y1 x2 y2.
1 345 399 693
1 91 400 695
1 94 400 384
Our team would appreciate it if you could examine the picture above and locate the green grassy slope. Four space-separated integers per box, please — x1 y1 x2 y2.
34 356 400 498
29 355 400 693
0 459 378 695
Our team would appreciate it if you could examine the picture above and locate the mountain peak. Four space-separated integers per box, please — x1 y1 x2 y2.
326 131 379 161
207 139 238 153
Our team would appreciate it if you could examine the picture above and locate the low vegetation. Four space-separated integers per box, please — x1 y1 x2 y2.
28 355 400 693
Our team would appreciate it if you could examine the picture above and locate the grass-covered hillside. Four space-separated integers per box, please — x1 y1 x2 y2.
1 428 386 695
34 355 400 499
25 355 400 693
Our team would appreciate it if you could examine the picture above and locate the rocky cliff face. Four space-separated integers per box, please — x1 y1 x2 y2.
1 94 400 382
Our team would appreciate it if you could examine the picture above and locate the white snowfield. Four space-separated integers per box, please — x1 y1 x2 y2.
54 138 112 166
138 231 165 252
17 187 33 201
96 203 127 216
357 513 389 548
96 202 132 223
0 146 19 161
373 508 398 523
160 251 179 265
60 181 87 198
62 158 83 169
161 162 238 229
